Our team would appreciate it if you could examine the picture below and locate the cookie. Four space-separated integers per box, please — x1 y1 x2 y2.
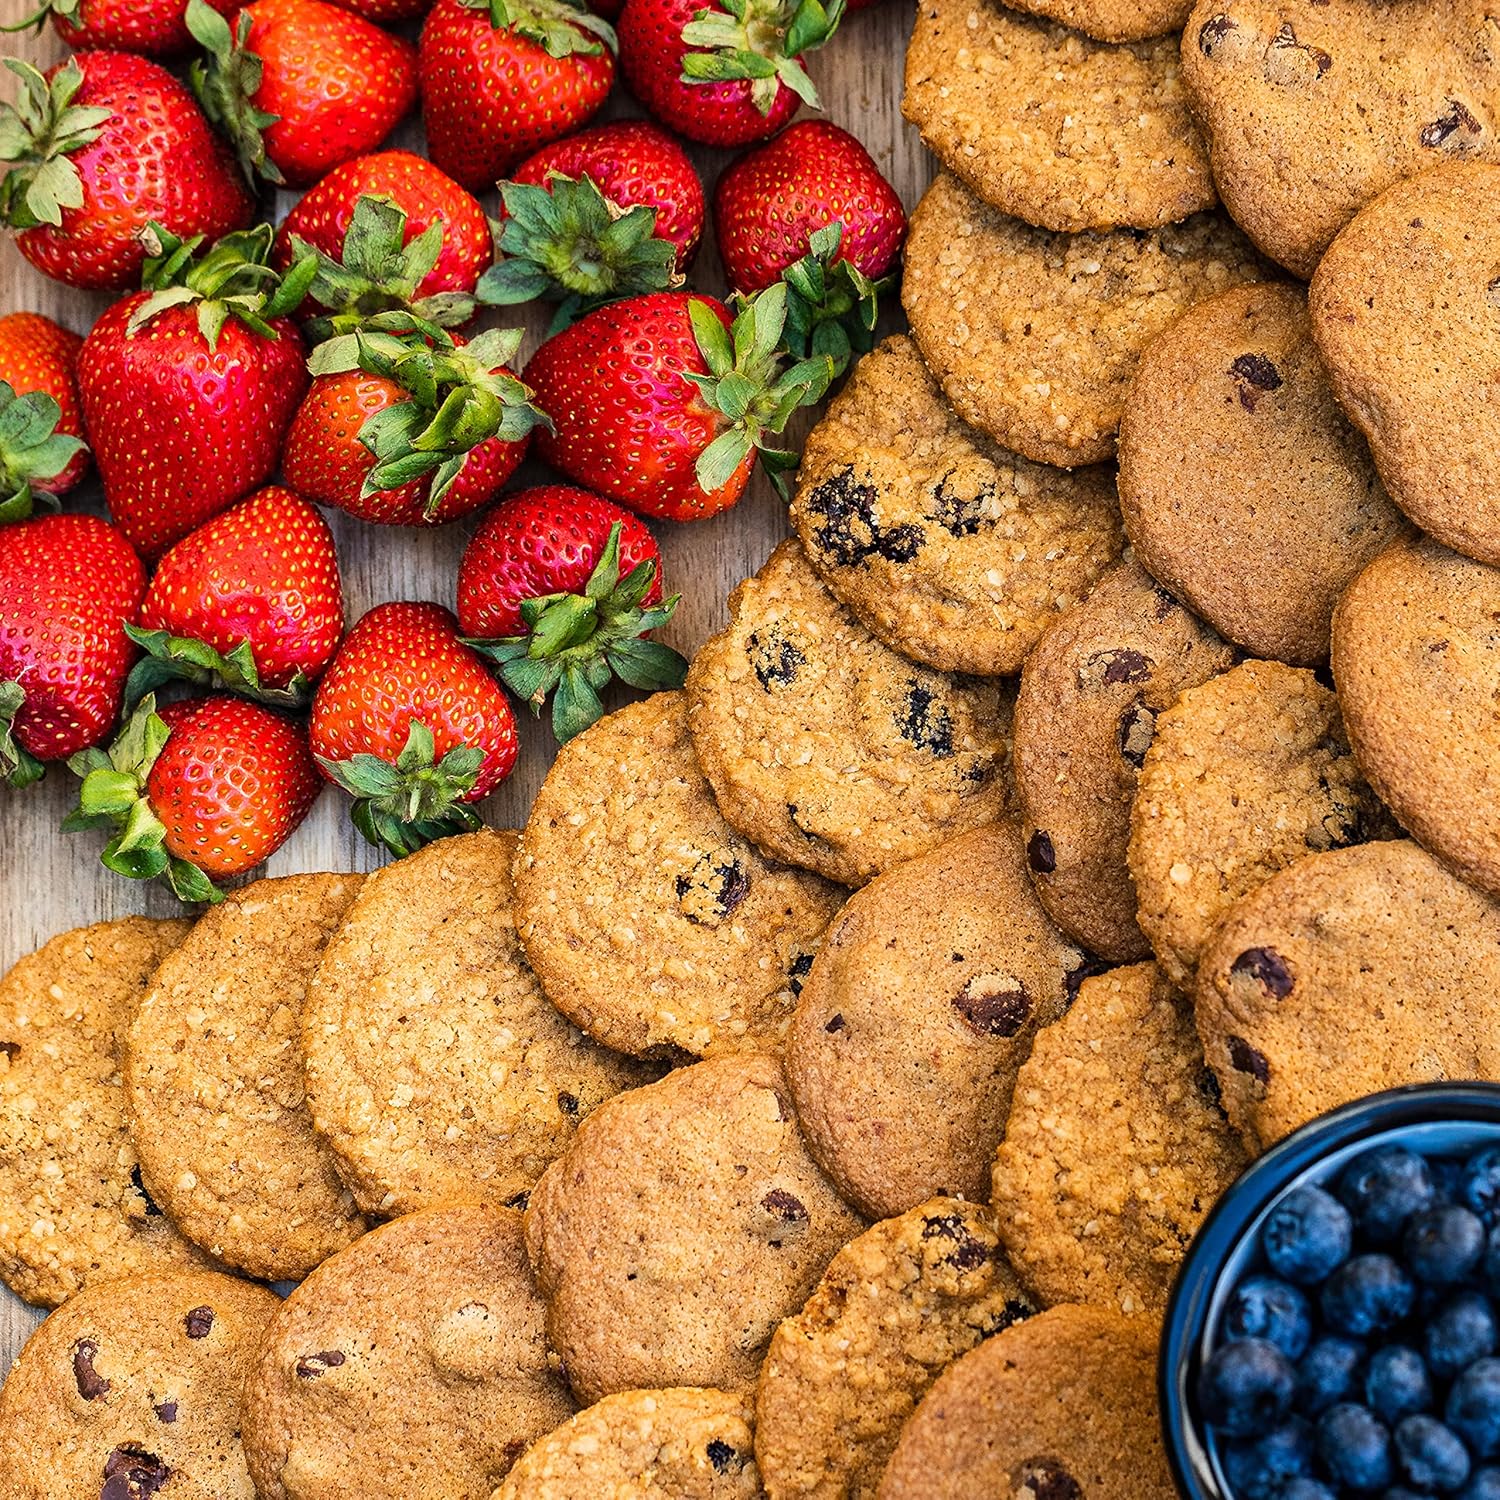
1196 840 1500 1152
903 173 1266 466
125 874 368 1282
1118 281 1410 665
1331 536 1500 901
754 1198 1037 1500
523 1053 864 1404
0 1268 279 1500
991 962 1250 1317
685 540 1013 888
303 830 651 1218
1127 658 1390 987
512 692 845 1058
997 0 1190 43
876 1304 1172 1500
904 0 1213 232
1310 161 1500 566
494 1389 760 1499
0 917 206 1309
1181 1 1500 278
1013 559 1240 961
789 335 1123 676
785 821 1084 1220
243 1204 572 1500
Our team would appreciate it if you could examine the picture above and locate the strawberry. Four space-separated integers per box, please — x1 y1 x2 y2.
0 54 253 291
127 485 344 706
418 0 616 194
525 285 833 521
0 512 144 786
0 313 89 521
283 322 544 526
187 0 420 188
326 0 432 16
458 487 687 739
310 600 518 854
77 224 314 560
65 692 321 901
617 0 842 147
1 0 239 55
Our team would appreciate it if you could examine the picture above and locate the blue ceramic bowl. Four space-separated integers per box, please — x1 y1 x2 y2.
1159 1082 1500 1499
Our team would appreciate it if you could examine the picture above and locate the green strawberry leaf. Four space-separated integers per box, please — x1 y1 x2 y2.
777 220 892 367
0 678 44 788
0 379 83 523
678 0 843 113
186 0 283 186
122 625 312 709
0 58 112 231
455 0 616 58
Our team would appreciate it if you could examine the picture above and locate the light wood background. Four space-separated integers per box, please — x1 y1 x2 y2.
0 0 934 1368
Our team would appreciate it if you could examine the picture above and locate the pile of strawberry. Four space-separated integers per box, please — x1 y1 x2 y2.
0 0 907 900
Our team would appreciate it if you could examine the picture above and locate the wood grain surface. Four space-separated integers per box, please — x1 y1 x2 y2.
0 0 934 1368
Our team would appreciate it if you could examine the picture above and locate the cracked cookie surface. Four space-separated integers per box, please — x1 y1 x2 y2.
999 0 1190 41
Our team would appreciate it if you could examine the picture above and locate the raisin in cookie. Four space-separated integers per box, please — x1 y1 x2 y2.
755 1198 1036 1500
523 1053 864 1404
785 821 1084 1220
992 963 1249 1317
243 1204 573 1500
685 540 1012 888
512 691 844 1058
1119 282 1410 665
789 335 1122 676
1128 659 1390 987
1002 0 1190 42
1013 559 1239 962
1196 841 1500 1152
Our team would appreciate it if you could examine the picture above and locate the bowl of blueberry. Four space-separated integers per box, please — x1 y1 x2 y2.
1161 1082 1500 1500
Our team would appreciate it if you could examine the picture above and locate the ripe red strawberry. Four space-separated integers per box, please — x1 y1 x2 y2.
0 512 144 785
526 286 833 520
458 486 686 739
618 0 842 147
77 224 313 560
4 0 239 54
0 54 253 291
418 0 616 194
325 0 431 17
310 601 518 854
128 485 344 705
0 313 89 520
65 692 321 901
188 0 420 187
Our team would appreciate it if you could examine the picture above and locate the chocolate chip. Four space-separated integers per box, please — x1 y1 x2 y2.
1229 352 1284 412
803 466 924 565
1230 947 1294 999
1227 1036 1271 1084
153 1400 177 1424
1014 1457 1083 1500
101 1445 170 1500
1488 275 1500 310
503 1189 531 1211
1267 21 1332 79
787 950 814 996
762 1189 808 1224
898 682 954 756
675 856 751 923
557 1091 579 1116
73 1338 110 1401
0 1040 17 1061
1421 98 1482 148
931 473 989 538
129 1164 162 1218
983 1297 1037 1337
1027 830 1056 874
953 981 1031 1038
1198 1066 1226 1113
1098 647 1153 685
1118 698 1156 769
706 1438 737 1473
921 1213 966 1241
183 1306 214 1339
824 1012 845 1033
294 1350 346 1379
946 1234 993 1271
748 628 804 690
1064 959 1111 1007
1198 13 1236 53
1151 584 1180 621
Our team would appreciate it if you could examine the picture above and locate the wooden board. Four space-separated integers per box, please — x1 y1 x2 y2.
0 0 935 1369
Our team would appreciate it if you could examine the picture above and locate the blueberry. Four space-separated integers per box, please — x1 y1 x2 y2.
1322 1256 1417 1337
1432 1157 1468 1206
1366 1346 1434 1424
1339 1147 1438 1242
1446 1359 1500 1459
1282 1483 1338 1500
1485 1226 1500 1297
1464 1148 1500 1224
1385 1490 1430 1500
1300 1337 1367 1416
1220 1416 1315 1500
1407 1206 1488 1286
1394 1415 1471 1493
1428 1292 1499 1381
1225 1275 1314 1359
1318 1403 1394 1491
1459 1468 1500 1500
1265 1185 1356 1285
1199 1338 1298 1437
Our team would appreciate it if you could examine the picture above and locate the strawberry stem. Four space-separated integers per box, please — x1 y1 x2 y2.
0 0 83 36
0 57 114 230
122 625 312 710
678 0 843 114
454 0 616 58
0 380 85 524
0 679 44 788
185 0 283 186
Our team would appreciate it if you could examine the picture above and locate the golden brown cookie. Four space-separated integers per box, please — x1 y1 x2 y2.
755 1198 1037 1500
523 1053 864 1404
992 963 1249 1317
1001 0 1191 41
785 821 1084 1221
1197 840 1500 1152
903 173 1266 467
243 1204 572 1500
685 540 1013 888
789 335 1123 676
1119 282 1410 664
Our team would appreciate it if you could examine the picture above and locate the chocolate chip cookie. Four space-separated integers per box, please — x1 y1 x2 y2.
1001 0 1191 42
1196 840 1500 1152
523 1053 864 1404
0 918 207 1309
495 1389 760 1499
685 540 1013 887
1310 161 1500 566
0 1269 279 1500
903 173 1266 467
785 821 1084 1220
904 0 1214 232
512 691 844 1058
789 335 1123 676
304 830 651 1217
876 1304 1172 1500
755 1198 1036 1500
1013 559 1239 962
1128 659 1389 987
992 963 1249 1318
243 1204 573 1500
1181 1 1500 278
124 874 368 1282
1331 536 1500 901
1119 282 1410 665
